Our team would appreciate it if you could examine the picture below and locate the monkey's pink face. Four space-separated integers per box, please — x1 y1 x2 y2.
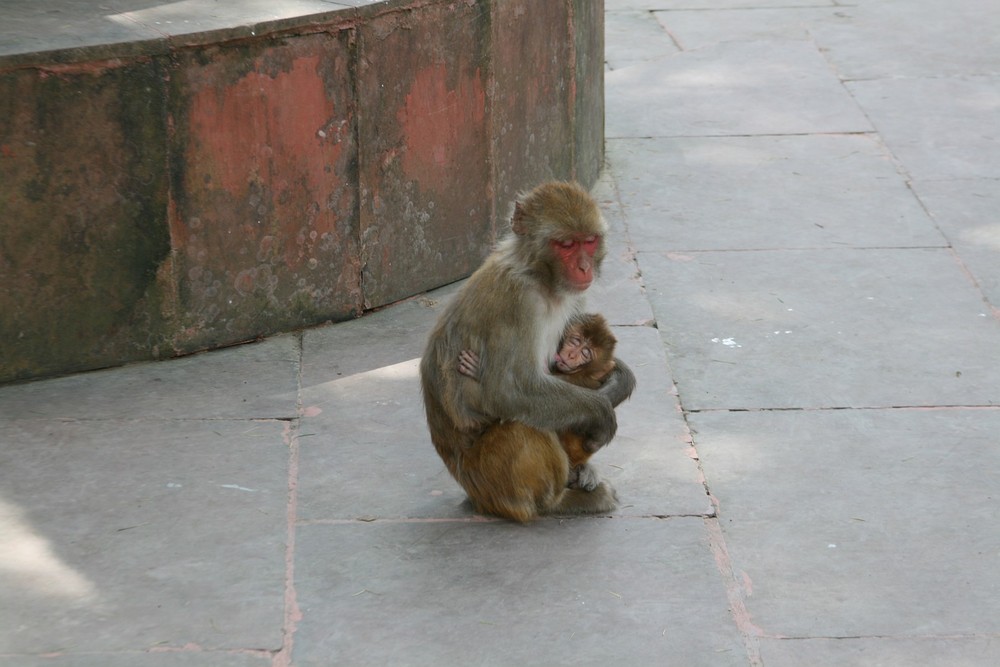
552 235 600 291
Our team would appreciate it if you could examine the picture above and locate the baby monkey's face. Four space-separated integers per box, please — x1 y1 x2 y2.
553 328 593 374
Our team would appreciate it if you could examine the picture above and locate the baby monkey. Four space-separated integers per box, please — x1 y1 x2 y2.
458 313 618 490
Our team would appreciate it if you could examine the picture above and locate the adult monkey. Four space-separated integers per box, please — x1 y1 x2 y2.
420 181 636 522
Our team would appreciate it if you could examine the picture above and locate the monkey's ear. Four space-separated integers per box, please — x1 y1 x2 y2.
511 201 528 236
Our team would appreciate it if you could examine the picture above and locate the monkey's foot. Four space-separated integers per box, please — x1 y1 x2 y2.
567 463 602 492
551 480 618 516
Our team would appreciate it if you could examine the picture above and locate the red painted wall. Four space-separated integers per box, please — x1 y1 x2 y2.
0 0 605 382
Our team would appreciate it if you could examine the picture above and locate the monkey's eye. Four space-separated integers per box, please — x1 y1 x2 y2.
556 239 576 249
581 347 593 362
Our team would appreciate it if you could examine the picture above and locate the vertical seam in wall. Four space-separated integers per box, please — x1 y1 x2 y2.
349 20 369 312
346 23 365 315
566 0 578 183
597 0 606 177
163 50 183 353
485 0 498 242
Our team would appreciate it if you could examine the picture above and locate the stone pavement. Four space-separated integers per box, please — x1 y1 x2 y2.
2 0 999 664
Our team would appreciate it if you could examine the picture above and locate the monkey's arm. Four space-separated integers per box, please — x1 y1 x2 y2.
477 362 618 448
558 358 636 455
598 357 636 408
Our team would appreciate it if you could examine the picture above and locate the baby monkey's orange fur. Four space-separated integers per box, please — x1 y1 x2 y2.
551 314 618 481
458 313 618 488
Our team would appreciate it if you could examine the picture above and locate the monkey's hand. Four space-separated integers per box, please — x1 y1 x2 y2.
598 358 637 408
580 401 617 453
580 359 634 451
457 349 482 381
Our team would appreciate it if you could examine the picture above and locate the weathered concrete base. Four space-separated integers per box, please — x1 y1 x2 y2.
0 0 604 383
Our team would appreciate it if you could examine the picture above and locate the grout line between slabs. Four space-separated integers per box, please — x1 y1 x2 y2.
272 332 305 667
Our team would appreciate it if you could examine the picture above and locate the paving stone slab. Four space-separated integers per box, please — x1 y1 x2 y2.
912 178 1000 308
689 408 1000 638
291 518 746 666
0 653 269 667
298 286 466 520
847 76 1000 182
640 248 1000 410
297 352 467 521
605 10 679 71
608 134 945 251
653 6 841 51
806 0 1000 80
760 636 1000 667
0 334 300 421
651 0 1000 81
598 326 713 517
589 201 657 326
587 237 655 327
606 40 872 138
606 0 831 9
0 419 288 654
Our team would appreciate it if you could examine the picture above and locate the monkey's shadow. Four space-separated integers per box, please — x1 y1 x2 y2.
296 285 478 521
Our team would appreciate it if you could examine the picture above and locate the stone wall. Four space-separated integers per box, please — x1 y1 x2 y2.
0 0 604 383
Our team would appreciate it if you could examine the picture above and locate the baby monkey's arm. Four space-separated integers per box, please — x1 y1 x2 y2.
457 349 482 381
